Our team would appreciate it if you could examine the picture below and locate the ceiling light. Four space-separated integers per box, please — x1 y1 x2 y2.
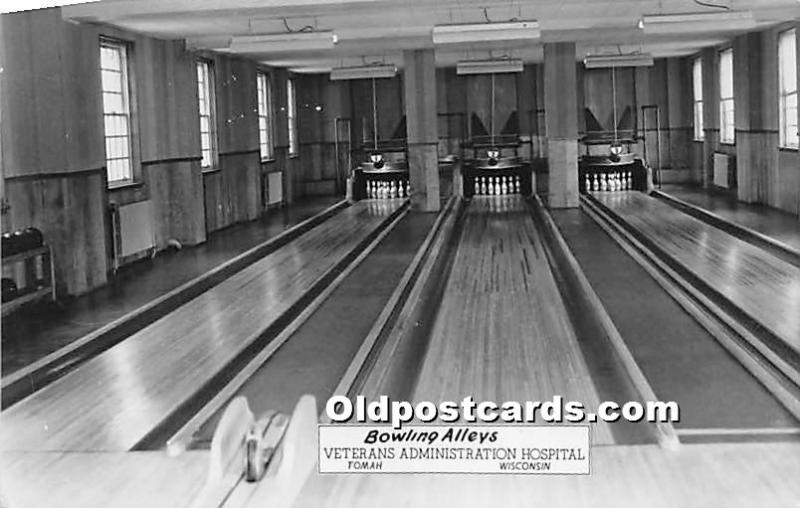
584 53 654 68
229 31 338 52
433 21 540 44
640 11 755 34
330 64 397 80
456 59 524 75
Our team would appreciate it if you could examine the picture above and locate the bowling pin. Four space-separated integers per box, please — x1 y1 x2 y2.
515 176 520 194
502 176 508 195
406 181 411 196
584 174 590 193
601 174 608 192
474 177 480 195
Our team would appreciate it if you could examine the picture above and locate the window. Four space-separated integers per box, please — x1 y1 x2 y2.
719 48 734 144
779 29 798 149
196 60 217 169
257 72 274 160
100 40 135 185
692 57 704 140
287 78 298 156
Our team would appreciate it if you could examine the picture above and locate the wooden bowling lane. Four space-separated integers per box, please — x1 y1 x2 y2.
411 195 615 445
290 442 800 508
0 200 405 453
1 450 207 508
593 192 800 358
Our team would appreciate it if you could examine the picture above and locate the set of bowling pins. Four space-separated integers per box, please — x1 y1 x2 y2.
367 179 410 200
474 176 520 196
586 172 633 193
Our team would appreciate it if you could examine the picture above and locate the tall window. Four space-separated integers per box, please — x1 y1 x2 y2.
287 78 298 156
257 72 274 160
100 40 134 185
719 48 734 144
196 60 217 169
692 57 704 140
779 29 798 149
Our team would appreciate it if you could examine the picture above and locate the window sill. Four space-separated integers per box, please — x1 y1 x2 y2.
261 158 276 163
288 154 299 159
719 141 736 146
108 180 143 191
202 167 221 175
693 139 705 143
778 146 799 152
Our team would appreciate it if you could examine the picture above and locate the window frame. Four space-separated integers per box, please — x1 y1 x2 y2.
778 28 798 149
196 59 219 171
692 57 704 141
718 48 735 145
100 37 139 187
287 77 298 157
257 71 275 161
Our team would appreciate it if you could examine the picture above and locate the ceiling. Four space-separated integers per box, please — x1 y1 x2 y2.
62 0 800 71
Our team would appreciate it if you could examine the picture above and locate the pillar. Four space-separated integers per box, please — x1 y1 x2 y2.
272 68 294 204
701 47 719 188
544 42 579 208
734 32 776 204
403 49 440 212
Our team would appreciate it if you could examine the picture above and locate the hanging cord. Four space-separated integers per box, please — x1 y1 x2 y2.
282 18 315 33
372 77 379 151
693 0 730 10
611 66 618 144
491 72 495 146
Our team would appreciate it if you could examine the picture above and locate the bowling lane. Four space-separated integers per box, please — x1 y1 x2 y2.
593 192 800 359
290 442 800 508
411 196 616 445
0 200 404 453
552 208 799 435
187 212 438 447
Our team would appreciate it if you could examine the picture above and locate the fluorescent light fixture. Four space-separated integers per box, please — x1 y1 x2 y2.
433 21 540 44
584 53 654 68
456 59 524 75
330 64 397 80
640 11 755 34
229 31 338 52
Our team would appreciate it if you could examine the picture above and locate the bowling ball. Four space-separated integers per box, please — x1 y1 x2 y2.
1 278 18 302
24 227 44 249
14 229 34 252
487 157 498 166
12 230 28 254
373 159 385 170
2 232 17 257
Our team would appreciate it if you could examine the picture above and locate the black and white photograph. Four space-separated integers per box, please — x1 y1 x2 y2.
0 0 799 506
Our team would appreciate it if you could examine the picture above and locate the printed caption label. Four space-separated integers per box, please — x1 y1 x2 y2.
319 425 590 474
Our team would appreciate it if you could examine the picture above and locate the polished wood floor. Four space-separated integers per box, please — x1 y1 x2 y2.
292 442 800 508
0 200 403 453
412 196 615 445
0 450 207 508
594 192 800 356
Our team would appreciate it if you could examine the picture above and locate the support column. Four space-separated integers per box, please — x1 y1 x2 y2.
403 49 440 212
734 32 776 204
544 42 579 208
273 69 293 204
701 48 719 188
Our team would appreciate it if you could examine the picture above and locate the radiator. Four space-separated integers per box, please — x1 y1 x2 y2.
111 200 156 268
267 172 283 205
713 153 730 188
